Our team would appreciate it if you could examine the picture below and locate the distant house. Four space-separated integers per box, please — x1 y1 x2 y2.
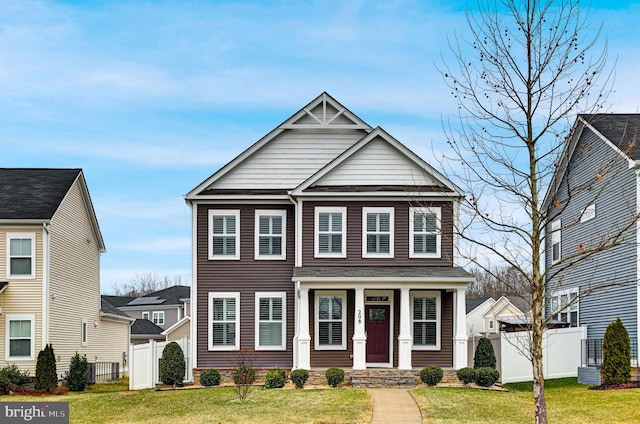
185 93 474 374
466 296 526 336
0 168 133 376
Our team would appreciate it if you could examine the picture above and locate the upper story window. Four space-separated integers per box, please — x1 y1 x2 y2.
153 311 165 326
208 292 240 351
551 220 561 264
410 207 441 258
550 289 578 327
315 207 347 258
255 210 286 260
363 207 394 258
142 311 149 320
81 318 88 347
6 233 35 279
209 210 240 260
411 291 441 350
580 204 595 223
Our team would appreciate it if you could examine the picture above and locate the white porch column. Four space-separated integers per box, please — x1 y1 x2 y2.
453 288 468 369
398 287 412 370
352 287 367 370
296 286 311 370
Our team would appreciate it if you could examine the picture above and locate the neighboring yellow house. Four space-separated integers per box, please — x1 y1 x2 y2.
0 168 133 378
466 295 527 336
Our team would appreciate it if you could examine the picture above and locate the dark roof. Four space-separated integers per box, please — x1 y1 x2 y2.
465 297 491 314
0 281 8 294
100 297 132 318
0 168 81 220
499 318 570 332
581 114 640 160
131 319 164 335
293 266 474 281
101 295 137 308
125 285 191 307
304 185 453 193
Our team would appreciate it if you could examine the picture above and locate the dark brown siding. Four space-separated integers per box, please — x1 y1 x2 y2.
412 291 454 367
309 289 355 368
301 201 454 266
196 203 295 368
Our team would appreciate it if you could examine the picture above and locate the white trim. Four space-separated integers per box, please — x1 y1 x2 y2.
141 311 150 320
208 292 240 351
550 287 579 327
161 316 191 336
362 207 394 258
81 318 88 347
190 202 198 367
254 210 287 260
551 219 561 264
409 207 441 258
314 290 347 350
314 207 347 258
254 292 286 351
208 209 240 260
6 232 36 279
364 289 394 368
152 311 165 326
410 291 441 351
580 203 596 223
6 314 36 361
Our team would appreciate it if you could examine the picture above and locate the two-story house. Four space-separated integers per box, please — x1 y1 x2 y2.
544 114 640 351
466 296 526 336
185 93 473 375
0 168 132 376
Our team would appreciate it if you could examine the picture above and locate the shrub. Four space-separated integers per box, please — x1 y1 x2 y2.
0 365 30 394
199 369 221 387
456 367 477 385
34 344 58 392
420 365 444 386
474 337 497 369
602 317 631 385
265 367 286 389
289 369 309 389
476 367 500 387
233 365 256 400
65 352 89 392
326 367 345 388
159 342 186 387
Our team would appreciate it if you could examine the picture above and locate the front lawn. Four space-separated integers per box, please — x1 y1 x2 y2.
411 378 640 423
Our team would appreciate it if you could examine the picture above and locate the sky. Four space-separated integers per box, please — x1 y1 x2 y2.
2 0 639 294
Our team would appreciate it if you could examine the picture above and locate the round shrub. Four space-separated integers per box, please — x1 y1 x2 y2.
159 342 186 387
602 317 631 385
289 369 309 389
265 367 286 389
326 367 345 388
0 365 30 394
474 337 496 369
420 366 444 386
200 369 221 387
475 367 500 387
456 367 477 385
65 352 88 392
232 365 256 386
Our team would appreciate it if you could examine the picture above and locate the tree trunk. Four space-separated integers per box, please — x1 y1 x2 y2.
531 289 547 424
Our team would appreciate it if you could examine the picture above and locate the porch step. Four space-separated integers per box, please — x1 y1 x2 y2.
351 373 417 388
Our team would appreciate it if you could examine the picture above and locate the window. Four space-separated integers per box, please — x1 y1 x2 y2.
208 292 240 350
581 204 596 223
315 291 346 350
411 291 441 350
550 289 578 327
255 210 286 260
363 207 394 258
152 311 165 326
6 233 35 278
410 207 441 258
551 220 561 263
255 292 286 350
488 319 494 330
141 312 149 320
315 207 347 257
209 210 240 260
82 318 88 347
6 314 35 361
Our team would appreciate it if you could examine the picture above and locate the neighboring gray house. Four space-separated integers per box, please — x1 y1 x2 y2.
544 114 640 344
110 285 190 331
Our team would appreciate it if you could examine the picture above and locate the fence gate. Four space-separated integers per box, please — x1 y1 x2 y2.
128 337 192 390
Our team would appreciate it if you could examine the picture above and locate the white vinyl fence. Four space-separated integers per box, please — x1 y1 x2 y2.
129 337 192 390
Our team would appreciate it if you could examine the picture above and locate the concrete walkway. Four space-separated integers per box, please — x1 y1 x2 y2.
368 388 422 423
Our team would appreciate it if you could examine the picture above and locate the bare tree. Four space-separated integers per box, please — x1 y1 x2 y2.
439 0 625 422
109 273 186 297
467 265 529 299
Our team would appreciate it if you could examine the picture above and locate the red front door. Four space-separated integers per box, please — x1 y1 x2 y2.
366 305 390 363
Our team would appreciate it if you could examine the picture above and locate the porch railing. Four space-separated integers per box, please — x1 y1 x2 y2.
581 338 638 367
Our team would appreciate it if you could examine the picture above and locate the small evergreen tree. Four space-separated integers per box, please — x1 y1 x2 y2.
602 317 631 385
34 344 58 392
66 353 89 392
159 342 186 388
474 337 496 369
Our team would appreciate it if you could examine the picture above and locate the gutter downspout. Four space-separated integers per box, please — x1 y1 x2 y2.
42 222 51 347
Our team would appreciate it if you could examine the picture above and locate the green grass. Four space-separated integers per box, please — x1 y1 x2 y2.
411 378 640 423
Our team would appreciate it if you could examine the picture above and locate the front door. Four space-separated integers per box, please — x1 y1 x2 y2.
366 305 390 363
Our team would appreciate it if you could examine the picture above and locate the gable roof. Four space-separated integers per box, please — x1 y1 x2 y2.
101 295 137 308
100 297 135 322
465 297 493 314
131 319 165 336
121 285 191 308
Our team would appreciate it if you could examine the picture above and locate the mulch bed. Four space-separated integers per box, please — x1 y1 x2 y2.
589 381 640 390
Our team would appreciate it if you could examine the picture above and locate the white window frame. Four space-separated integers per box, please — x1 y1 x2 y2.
141 311 150 320
551 220 561 264
410 291 441 351
581 204 596 223
254 210 286 260
208 210 240 260
550 288 579 327
6 314 35 361
152 311 165 326
81 318 88 347
314 207 347 258
409 207 441 258
208 292 240 351
255 292 286 351
314 290 347 350
6 233 36 279
362 207 394 258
